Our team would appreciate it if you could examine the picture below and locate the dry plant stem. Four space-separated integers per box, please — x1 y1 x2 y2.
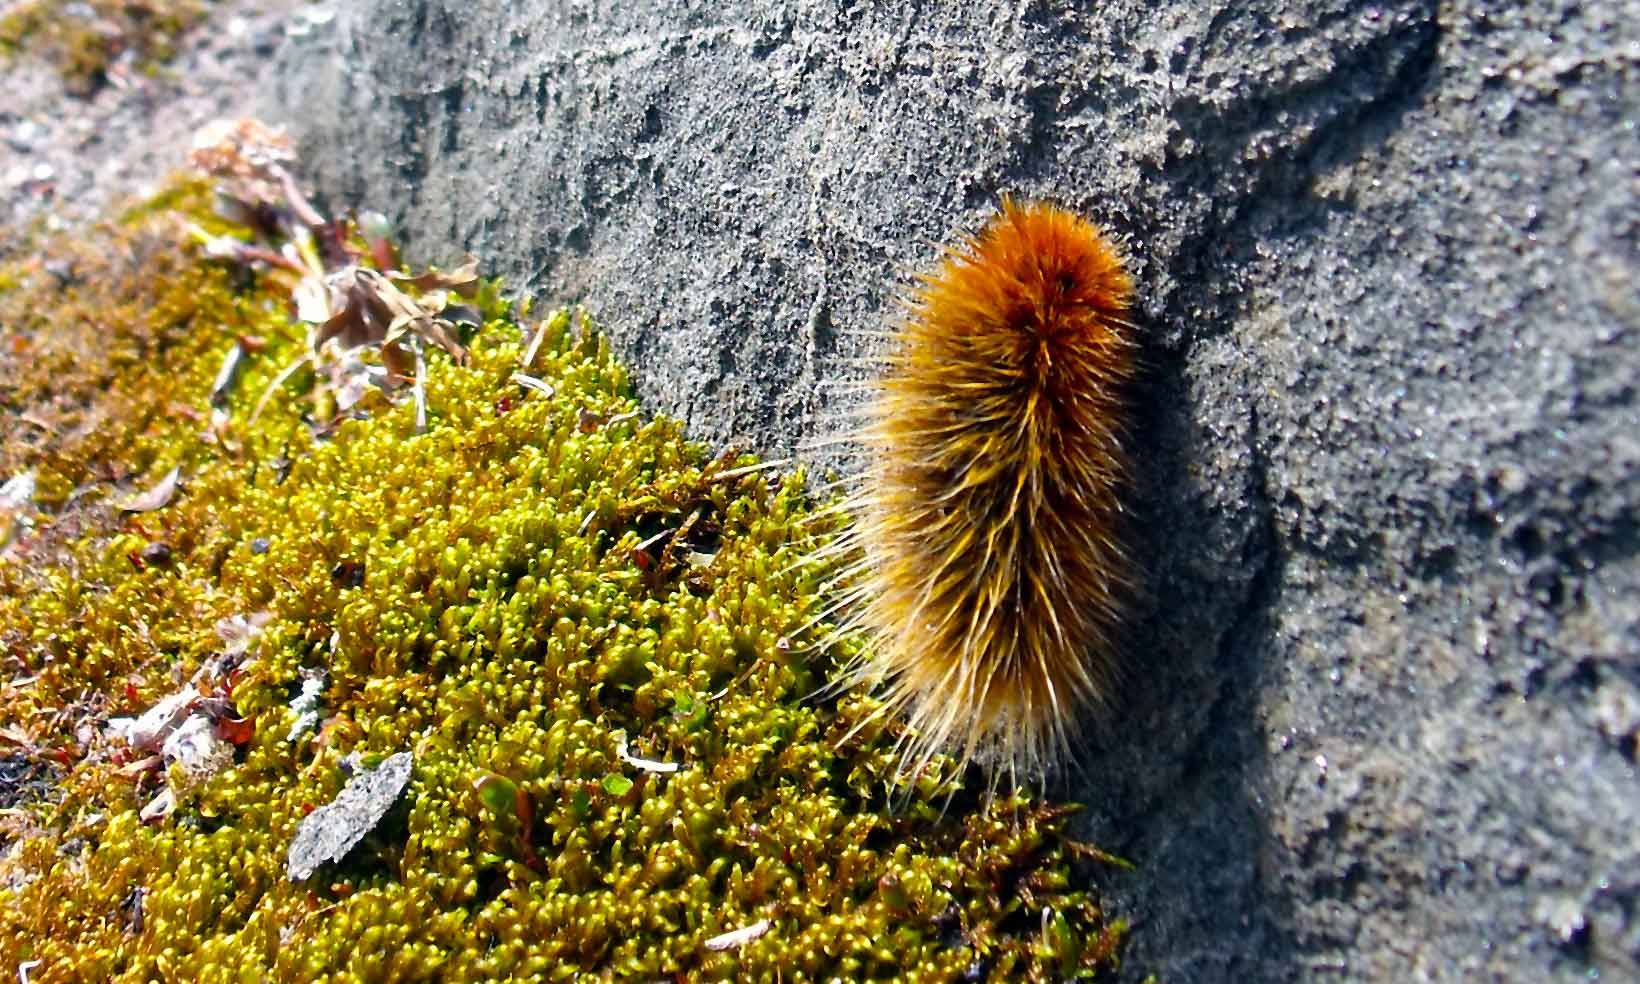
413 339 427 433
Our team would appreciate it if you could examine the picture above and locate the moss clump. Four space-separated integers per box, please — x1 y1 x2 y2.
0 0 206 92
0 179 1130 981
0 180 242 513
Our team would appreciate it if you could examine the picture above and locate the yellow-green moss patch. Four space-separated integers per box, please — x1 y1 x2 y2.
0 181 1129 982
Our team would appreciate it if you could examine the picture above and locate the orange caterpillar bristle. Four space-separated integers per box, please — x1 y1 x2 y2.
821 196 1139 786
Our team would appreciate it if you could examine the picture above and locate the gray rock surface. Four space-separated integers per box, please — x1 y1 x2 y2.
286 751 413 882
267 1 1638 980
0 0 308 251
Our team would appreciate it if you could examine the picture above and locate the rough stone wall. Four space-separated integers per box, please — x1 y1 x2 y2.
268 2 1639 980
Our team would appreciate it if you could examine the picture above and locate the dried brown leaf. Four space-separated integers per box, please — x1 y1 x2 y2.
118 467 181 513
139 788 175 823
441 304 483 327
415 318 467 364
107 684 200 750
187 118 297 209
393 255 480 297
292 274 330 323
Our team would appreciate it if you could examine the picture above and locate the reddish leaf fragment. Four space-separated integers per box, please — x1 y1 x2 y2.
214 715 256 746
331 561 365 588
369 237 399 272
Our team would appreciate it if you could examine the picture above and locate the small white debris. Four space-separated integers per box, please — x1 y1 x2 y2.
1535 894 1588 945
292 273 331 323
213 611 273 657
0 470 37 547
161 715 234 782
519 318 551 369
511 372 555 397
285 668 328 742
138 787 176 824
287 752 413 881
616 731 681 774
108 685 201 751
118 466 182 513
704 918 771 952
209 341 246 407
0 471 35 510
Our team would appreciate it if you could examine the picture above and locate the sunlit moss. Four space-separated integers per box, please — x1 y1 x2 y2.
0 181 1130 981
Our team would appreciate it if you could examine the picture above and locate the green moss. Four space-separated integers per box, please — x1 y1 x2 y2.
0 181 1130 981
0 0 206 91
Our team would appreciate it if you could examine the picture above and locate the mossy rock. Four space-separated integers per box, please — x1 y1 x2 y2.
0 179 1128 982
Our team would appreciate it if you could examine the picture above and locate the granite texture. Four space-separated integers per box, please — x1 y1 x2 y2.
267 2 1639 979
